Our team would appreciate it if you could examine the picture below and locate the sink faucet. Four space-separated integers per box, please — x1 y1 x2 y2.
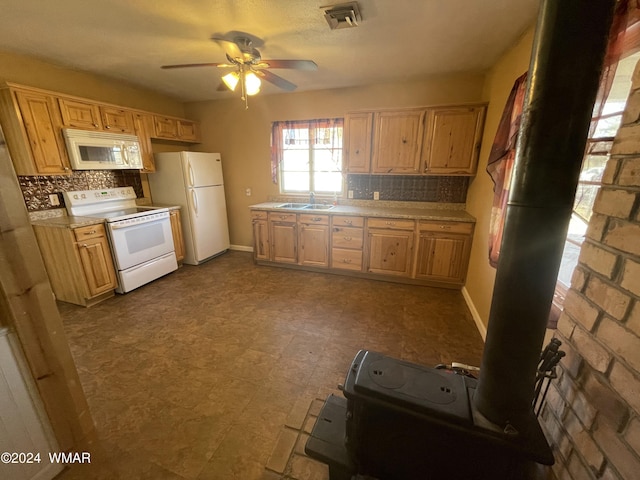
309 192 315 205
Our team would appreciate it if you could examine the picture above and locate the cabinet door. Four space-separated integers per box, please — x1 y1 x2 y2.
169 210 185 262
372 110 425 174
14 90 71 175
270 221 297 263
344 112 373 173
153 116 178 139
177 120 199 142
100 107 135 133
366 229 413 276
133 113 156 172
414 232 471 284
76 236 117 297
422 106 485 175
252 219 270 261
58 98 102 130
299 223 329 267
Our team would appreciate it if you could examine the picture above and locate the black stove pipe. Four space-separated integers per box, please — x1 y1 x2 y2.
473 0 616 428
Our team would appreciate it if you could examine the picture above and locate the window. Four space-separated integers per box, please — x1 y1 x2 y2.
557 51 640 290
271 118 344 194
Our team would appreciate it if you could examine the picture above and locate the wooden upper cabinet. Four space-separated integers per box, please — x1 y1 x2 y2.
58 98 102 130
177 119 199 142
372 110 425 174
133 112 156 172
344 112 373 173
422 105 486 175
5 89 71 175
100 106 135 134
153 115 200 142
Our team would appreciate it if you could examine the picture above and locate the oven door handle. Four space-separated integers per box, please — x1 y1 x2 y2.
191 189 198 216
109 214 169 230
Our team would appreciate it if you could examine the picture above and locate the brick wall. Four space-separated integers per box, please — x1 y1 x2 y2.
541 61 640 479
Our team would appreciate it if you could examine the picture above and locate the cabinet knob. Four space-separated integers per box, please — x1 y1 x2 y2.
344 236 352 241
355 149 360 154
439 225 451 230
105 125 111 129
80 243 88 248
385 221 395 226
345 220 353 225
93 123 99 127
343 259 352 263
312 217 322 221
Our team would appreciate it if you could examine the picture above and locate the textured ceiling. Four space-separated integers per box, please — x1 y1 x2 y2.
0 0 540 102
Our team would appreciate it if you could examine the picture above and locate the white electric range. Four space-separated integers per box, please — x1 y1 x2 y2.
64 187 178 293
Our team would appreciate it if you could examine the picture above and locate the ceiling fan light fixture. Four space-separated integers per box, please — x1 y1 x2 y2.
222 71 239 91
244 71 261 96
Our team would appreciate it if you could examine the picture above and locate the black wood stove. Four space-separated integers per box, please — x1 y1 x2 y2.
306 350 553 480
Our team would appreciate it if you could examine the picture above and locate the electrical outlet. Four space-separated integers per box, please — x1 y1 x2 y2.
49 194 60 206
348 190 354 199
373 191 380 200
245 188 252 196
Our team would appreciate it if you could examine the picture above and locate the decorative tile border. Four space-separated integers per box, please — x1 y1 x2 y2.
17 170 143 211
347 174 469 203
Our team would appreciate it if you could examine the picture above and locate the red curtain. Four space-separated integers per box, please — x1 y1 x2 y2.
486 72 528 268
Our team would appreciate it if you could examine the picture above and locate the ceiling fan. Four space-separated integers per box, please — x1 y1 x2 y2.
161 35 318 108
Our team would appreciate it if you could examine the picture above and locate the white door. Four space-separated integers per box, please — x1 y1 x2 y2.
187 185 230 263
183 152 223 188
0 330 63 480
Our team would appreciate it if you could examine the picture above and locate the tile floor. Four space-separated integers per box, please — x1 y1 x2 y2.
55 251 486 480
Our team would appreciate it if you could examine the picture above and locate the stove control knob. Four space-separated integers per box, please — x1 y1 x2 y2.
81 194 86 199
73 194 78 199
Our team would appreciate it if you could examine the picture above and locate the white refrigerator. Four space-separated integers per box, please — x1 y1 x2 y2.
148 152 230 265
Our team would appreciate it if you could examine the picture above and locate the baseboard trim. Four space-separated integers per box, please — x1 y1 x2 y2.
462 286 487 342
230 244 253 252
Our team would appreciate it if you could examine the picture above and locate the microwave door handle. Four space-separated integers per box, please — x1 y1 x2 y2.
122 143 130 166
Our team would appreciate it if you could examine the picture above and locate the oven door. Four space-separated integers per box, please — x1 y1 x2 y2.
107 212 175 271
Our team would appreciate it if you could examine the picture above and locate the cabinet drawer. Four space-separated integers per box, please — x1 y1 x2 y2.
251 210 268 220
419 221 474 235
332 215 364 228
73 224 106 241
268 212 297 223
331 248 363 271
332 227 364 249
367 218 415 230
299 214 329 225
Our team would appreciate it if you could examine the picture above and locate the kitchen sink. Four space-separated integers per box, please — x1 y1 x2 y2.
276 203 310 209
304 204 334 210
276 203 335 210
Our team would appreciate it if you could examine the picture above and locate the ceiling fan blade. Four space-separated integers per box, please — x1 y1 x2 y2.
211 36 243 61
259 70 297 91
260 59 318 71
161 63 226 69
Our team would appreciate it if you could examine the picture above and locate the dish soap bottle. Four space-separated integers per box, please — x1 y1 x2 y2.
333 192 338 205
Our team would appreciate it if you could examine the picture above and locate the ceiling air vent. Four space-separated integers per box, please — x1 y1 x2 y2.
321 2 361 30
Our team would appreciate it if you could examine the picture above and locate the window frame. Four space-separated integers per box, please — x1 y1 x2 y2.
271 118 344 196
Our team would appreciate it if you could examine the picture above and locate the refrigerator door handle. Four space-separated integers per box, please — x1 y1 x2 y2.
188 161 195 188
191 189 198 216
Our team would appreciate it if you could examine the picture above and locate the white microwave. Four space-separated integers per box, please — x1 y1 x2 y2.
63 128 143 170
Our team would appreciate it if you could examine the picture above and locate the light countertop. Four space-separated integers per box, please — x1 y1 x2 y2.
249 202 475 223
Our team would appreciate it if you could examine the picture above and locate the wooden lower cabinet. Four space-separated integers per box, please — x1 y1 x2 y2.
414 221 474 284
269 213 298 263
33 223 117 306
366 218 415 277
251 209 474 288
251 210 270 260
299 214 329 267
169 209 185 263
331 215 364 271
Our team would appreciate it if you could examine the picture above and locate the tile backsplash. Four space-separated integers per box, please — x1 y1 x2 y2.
347 174 469 203
18 170 143 211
